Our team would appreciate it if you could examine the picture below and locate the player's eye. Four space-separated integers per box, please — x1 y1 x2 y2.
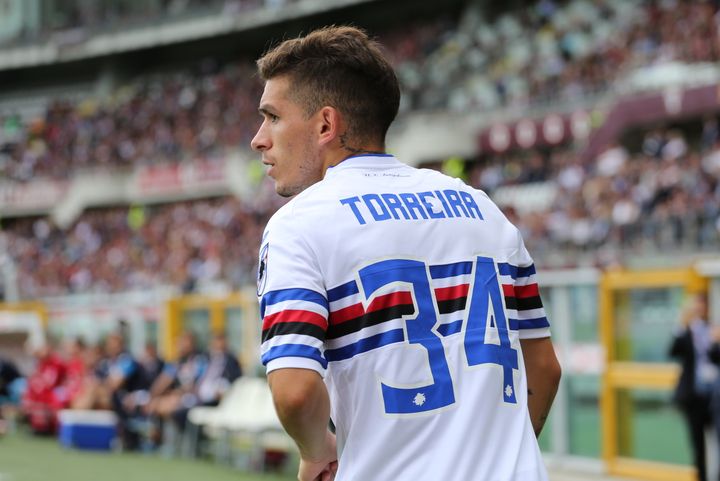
268 113 279 123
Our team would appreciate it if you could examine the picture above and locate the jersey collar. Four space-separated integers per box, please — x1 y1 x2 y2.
325 153 401 176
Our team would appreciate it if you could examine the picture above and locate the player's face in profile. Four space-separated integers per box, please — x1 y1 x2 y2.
251 76 323 197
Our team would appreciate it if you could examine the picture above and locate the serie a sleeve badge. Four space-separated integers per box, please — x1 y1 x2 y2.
257 242 269 296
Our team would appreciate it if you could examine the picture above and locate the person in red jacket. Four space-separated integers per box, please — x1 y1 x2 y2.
22 342 67 434
60 338 87 407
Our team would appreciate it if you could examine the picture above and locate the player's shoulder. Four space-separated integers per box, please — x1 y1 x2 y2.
263 182 328 237
265 197 296 226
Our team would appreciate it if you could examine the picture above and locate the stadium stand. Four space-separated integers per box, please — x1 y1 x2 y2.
0 65 262 181
0 0 718 296
468 122 720 265
2 0 719 180
3 196 275 297
2 0 720 480
0 1 300 48
4 119 717 297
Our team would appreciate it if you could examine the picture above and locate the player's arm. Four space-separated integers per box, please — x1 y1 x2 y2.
268 368 337 481
259 213 337 480
106 356 136 392
521 337 561 437
149 364 176 396
106 373 126 392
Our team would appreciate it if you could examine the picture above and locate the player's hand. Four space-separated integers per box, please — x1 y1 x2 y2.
298 459 338 481
297 432 338 481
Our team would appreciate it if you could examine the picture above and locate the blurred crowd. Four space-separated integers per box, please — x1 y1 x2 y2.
3 194 283 298
0 330 242 452
3 119 718 297
468 119 720 262
1 64 261 181
2 0 720 180
1 0 298 47
398 0 720 111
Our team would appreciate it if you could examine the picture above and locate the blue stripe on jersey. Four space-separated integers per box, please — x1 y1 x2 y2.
429 261 473 279
260 288 328 318
327 280 359 302
437 320 463 337
325 328 405 362
508 317 550 330
497 263 536 279
261 344 328 369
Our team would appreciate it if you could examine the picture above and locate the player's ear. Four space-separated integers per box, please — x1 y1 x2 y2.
317 106 341 146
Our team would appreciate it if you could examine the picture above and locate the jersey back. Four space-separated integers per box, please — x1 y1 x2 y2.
259 155 551 481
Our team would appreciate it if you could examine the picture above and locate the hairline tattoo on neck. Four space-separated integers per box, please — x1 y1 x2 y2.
339 130 385 156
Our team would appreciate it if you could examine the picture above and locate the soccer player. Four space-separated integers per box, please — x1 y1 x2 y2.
252 26 561 481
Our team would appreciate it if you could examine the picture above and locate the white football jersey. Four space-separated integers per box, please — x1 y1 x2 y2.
258 154 551 481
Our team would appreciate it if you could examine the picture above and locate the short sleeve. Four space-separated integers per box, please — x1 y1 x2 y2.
162 362 178 378
258 213 328 377
110 354 136 379
507 230 551 340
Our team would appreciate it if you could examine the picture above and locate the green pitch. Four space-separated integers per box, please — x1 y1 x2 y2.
0 433 294 481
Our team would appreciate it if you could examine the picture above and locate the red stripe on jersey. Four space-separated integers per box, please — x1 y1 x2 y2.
329 291 413 325
262 309 328 331
367 291 413 313
329 303 366 325
514 283 540 298
503 283 540 299
434 284 469 301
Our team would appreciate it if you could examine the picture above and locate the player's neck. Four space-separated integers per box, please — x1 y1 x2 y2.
343 149 387 159
322 144 386 175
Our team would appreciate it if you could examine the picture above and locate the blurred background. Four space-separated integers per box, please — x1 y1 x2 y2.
0 0 719 480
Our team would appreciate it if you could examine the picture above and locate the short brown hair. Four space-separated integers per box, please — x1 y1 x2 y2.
257 26 400 146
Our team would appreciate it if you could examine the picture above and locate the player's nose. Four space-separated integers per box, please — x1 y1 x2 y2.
251 124 270 152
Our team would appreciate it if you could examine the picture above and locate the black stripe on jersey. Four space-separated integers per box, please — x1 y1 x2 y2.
437 297 467 315
262 322 326 343
327 304 415 340
503 296 544 311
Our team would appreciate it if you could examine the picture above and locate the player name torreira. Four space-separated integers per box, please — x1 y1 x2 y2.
339 189 484 225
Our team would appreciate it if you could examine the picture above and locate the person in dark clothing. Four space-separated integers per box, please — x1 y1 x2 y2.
707 321 720 481
0 357 22 400
171 333 242 431
118 342 166 440
143 331 208 447
669 294 715 481
0 357 23 435
138 343 165 389
98 333 144 450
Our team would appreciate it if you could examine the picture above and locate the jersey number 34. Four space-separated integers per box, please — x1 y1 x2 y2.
358 256 518 415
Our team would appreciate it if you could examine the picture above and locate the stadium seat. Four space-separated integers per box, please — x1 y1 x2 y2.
186 377 294 471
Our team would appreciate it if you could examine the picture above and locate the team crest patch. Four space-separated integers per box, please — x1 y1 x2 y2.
257 242 269 296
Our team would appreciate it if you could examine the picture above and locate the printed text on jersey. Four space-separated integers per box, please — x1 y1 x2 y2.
339 189 484 225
